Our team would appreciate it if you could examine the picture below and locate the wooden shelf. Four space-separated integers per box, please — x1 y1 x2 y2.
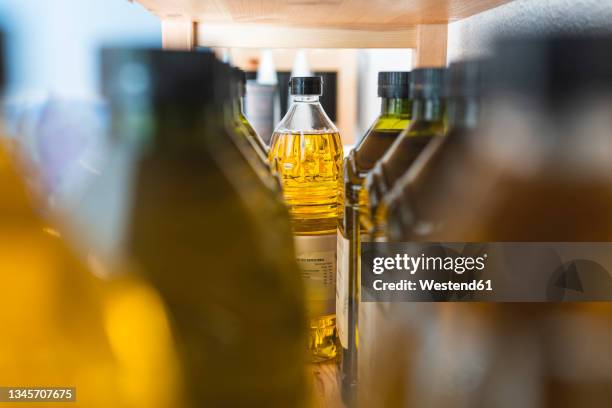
309 362 343 408
137 0 513 30
135 0 514 48
134 0 514 143
195 23 418 48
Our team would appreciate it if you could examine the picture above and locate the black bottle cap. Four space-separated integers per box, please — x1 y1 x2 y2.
410 67 447 99
101 48 227 110
290 76 323 96
490 35 612 103
447 59 484 98
378 71 411 98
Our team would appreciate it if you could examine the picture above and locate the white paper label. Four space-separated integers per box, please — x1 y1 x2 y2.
294 233 337 317
336 228 349 348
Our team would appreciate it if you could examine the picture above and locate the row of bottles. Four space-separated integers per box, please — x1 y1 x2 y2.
3 22 612 407
333 35 612 407
334 65 451 404
1 39 311 406
366 68 447 240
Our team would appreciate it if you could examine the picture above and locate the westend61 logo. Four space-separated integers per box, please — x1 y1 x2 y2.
372 253 488 275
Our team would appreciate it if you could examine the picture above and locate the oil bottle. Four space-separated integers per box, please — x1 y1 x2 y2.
227 65 282 195
0 144 186 408
233 67 269 158
71 49 307 406
366 36 612 408
365 67 447 239
431 37 612 242
269 76 343 362
360 63 483 402
384 59 483 242
337 71 411 402
0 39 185 408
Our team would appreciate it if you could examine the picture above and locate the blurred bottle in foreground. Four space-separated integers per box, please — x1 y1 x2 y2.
365 67 447 239
337 71 411 404
435 36 612 242
0 35 185 408
366 36 612 407
269 76 343 362
69 49 307 406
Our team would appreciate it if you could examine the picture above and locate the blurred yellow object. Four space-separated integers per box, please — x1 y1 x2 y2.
0 143 185 407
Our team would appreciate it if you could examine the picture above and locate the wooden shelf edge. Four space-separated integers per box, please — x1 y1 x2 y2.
193 22 417 49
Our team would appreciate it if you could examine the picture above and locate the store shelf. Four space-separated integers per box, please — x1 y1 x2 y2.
136 0 513 30
135 0 514 48
195 23 418 48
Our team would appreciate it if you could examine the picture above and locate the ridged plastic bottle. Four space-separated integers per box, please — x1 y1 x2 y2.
269 76 343 362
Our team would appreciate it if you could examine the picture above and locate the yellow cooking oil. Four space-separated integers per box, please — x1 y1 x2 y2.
270 129 343 361
0 142 185 408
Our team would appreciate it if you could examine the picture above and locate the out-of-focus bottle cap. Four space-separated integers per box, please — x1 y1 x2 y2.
410 67 447 99
378 71 411 98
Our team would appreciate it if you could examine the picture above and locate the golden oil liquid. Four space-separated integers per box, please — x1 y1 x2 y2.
0 144 184 408
269 131 343 362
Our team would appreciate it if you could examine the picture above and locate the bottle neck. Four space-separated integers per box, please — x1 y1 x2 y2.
380 97 412 118
293 95 319 103
239 96 246 116
412 98 446 122
233 97 244 118
276 93 337 134
447 97 480 131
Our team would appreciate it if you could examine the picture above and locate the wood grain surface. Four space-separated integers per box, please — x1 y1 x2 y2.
136 0 515 29
309 361 344 408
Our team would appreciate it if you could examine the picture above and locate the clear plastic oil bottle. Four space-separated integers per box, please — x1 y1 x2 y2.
337 71 411 403
269 76 343 362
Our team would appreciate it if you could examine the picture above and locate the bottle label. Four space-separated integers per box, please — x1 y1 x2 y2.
336 228 349 348
294 233 337 317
